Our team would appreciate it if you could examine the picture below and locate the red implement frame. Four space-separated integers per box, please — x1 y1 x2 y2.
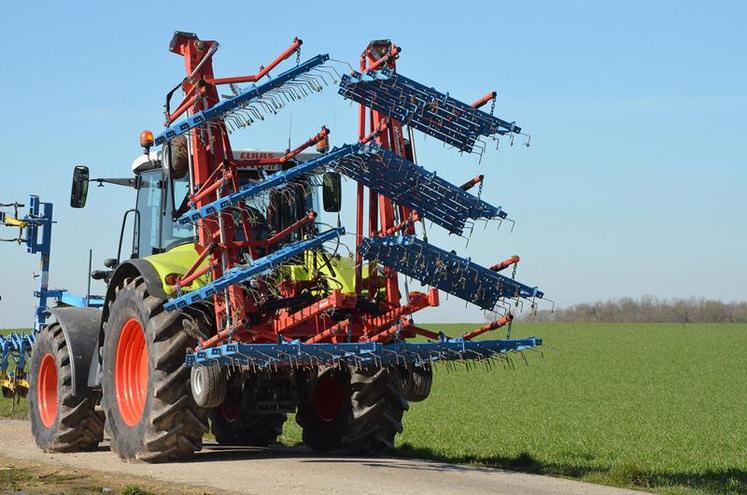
166 34 438 349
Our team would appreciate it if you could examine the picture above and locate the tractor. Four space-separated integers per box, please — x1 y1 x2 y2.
27 32 544 462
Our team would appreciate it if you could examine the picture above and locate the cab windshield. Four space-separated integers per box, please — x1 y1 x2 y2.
135 168 192 256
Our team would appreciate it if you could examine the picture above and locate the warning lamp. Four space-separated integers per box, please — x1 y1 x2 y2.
164 273 180 286
139 130 155 153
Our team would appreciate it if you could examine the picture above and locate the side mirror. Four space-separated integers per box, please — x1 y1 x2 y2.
322 172 341 213
70 165 90 208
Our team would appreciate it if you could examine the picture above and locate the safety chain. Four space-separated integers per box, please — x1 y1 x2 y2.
489 94 496 116
507 260 518 339
296 45 301 66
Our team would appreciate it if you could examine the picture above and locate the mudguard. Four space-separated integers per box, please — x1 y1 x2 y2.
45 306 101 398
85 258 168 389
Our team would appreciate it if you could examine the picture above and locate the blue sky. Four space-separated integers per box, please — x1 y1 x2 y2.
0 1 745 327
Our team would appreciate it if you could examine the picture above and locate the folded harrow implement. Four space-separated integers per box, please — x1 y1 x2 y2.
339 68 521 154
360 235 543 310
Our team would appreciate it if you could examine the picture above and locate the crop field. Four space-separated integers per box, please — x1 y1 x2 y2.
282 323 747 495
3 323 745 494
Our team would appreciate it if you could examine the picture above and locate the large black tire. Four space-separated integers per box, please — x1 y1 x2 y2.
396 364 433 403
210 404 286 447
342 366 409 453
100 276 210 462
295 366 353 452
29 323 104 452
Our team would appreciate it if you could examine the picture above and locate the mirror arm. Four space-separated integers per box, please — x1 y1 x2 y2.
91 178 136 188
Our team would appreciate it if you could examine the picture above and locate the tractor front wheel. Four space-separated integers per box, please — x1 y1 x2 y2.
101 276 209 462
29 323 104 452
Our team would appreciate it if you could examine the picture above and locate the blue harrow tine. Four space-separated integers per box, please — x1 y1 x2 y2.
163 227 344 310
359 235 542 310
155 54 330 146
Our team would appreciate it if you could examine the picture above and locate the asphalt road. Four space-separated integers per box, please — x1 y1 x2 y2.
0 420 646 495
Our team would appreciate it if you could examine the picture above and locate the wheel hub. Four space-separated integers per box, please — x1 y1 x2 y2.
312 377 345 423
115 318 148 427
37 353 58 428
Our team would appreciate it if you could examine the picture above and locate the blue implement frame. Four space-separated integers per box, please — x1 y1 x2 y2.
186 337 542 369
155 54 330 146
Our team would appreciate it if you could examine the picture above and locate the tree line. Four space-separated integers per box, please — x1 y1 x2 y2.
527 296 747 323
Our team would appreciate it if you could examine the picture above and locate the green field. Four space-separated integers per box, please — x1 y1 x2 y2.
3 323 745 494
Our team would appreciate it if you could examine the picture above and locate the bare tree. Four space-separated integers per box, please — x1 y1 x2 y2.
527 296 747 323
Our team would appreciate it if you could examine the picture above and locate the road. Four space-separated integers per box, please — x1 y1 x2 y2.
0 420 646 495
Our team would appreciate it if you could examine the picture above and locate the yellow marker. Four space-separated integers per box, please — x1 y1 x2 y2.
2 216 27 229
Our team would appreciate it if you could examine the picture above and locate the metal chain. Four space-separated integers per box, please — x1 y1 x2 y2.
507 260 518 339
489 95 496 116
296 46 301 66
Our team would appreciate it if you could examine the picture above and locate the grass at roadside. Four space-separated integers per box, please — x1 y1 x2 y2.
0 454 225 494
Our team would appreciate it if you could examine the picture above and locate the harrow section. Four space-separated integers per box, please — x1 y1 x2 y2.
360 235 543 310
164 227 344 310
339 68 522 154
176 144 362 225
187 337 541 370
336 143 507 236
156 54 332 146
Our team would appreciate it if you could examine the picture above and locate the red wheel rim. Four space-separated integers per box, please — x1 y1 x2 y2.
115 318 149 427
219 403 241 423
37 353 58 428
312 377 345 423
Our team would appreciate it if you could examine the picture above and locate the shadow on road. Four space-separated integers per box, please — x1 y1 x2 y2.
96 439 746 494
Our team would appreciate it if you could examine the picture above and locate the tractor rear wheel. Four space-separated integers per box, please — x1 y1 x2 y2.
100 276 210 462
210 401 286 447
342 366 409 453
29 322 104 452
295 365 352 452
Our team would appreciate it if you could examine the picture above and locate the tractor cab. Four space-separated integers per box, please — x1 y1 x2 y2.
71 145 341 261
70 142 346 297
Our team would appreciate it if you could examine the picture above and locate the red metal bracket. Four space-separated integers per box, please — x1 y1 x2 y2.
463 314 513 340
